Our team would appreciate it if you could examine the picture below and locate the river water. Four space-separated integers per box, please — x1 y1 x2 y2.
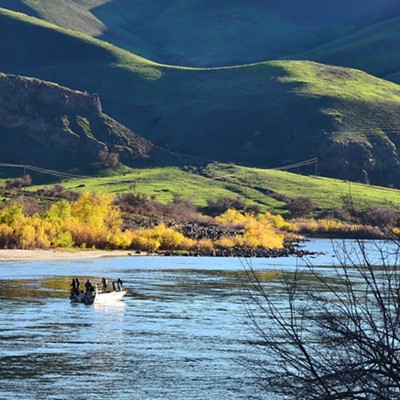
0 239 395 400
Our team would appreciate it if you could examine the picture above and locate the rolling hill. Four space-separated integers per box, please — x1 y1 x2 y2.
0 0 107 37
1 0 400 80
296 15 400 82
1 8 400 186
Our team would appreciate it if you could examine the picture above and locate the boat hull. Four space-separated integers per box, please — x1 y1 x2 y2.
94 290 127 303
70 290 126 305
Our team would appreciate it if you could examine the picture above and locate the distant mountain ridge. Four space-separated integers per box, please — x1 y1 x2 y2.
1 0 400 82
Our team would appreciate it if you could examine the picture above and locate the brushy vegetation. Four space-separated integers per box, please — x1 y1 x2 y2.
214 209 293 250
0 192 289 251
1 175 400 251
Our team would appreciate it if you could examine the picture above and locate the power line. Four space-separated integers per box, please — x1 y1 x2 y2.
270 158 318 171
0 163 89 179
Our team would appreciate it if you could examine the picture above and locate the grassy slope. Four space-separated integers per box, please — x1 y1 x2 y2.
296 16 400 83
27 166 285 210
1 8 400 184
0 0 107 36
24 0 107 37
204 164 400 211
2 0 398 69
0 0 35 15
29 165 400 214
3 0 400 84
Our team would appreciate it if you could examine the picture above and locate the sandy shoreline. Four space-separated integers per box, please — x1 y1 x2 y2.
0 249 142 261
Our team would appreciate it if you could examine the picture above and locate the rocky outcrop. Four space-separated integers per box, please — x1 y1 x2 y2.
319 139 400 186
316 100 400 187
0 72 156 167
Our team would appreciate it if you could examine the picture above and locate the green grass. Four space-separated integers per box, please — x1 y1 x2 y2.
29 166 283 210
0 0 108 36
23 0 107 37
279 61 400 103
29 165 400 214
297 16 400 84
204 164 400 211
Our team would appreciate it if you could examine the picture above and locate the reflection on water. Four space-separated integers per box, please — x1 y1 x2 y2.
0 239 393 399
0 259 257 399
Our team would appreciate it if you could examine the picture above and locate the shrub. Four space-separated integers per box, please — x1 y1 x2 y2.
98 150 120 169
215 209 285 249
288 197 315 217
0 224 14 248
362 207 400 228
117 193 163 217
206 196 246 215
108 228 132 249
51 231 74 248
264 211 296 231
215 236 237 248
34 184 79 201
215 209 248 226
5 174 32 189
128 231 161 252
193 238 214 252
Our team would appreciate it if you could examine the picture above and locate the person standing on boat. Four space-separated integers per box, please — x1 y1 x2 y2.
102 278 108 291
70 278 77 296
85 279 93 293
76 278 81 294
117 278 123 291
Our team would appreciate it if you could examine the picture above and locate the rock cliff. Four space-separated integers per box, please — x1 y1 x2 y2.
0 72 157 169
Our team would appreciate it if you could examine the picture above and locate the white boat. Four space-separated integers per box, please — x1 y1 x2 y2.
93 288 127 304
70 285 126 305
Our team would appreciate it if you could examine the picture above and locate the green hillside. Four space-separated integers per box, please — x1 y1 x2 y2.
5 0 399 84
297 16 400 83
0 0 107 36
1 0 399 69
1 8 400 186
203 164 400 212
29 164 400 214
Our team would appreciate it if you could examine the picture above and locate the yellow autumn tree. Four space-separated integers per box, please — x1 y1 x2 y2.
70 192 122 229
128 224 194 252
215 209 285 250
0 203 26 227
43 200 74 247
0 204 31 248
65 192 125 249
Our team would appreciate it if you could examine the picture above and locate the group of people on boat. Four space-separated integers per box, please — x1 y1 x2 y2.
70 277 124 297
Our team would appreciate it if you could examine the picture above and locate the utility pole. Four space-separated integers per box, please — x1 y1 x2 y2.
244 172 248 204
315 158 318 176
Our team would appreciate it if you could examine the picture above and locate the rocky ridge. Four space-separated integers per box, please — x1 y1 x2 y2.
0 72 156 168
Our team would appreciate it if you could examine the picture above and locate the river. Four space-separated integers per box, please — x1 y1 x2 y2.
0 239 396 400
